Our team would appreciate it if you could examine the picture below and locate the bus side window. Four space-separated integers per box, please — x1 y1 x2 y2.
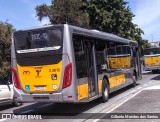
115 46 124 69
106 45 116 70
73 35 87 78
122 45 131 69
95 40 107 74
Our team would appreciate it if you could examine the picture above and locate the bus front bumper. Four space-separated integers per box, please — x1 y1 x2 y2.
14 88 64 103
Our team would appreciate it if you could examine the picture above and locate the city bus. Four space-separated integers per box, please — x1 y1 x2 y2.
11 24 141 103
143 47 160 73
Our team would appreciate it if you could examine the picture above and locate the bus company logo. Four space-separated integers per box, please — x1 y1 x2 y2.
23 71 30 75
36 69 41 77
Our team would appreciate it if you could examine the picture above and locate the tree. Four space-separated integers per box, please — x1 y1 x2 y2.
35 0 149 49
0 21 15 78
35 0 89 27
83 0 148 48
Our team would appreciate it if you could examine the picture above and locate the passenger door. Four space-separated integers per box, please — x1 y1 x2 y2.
73 35 98 100
132 47 142 80
84 40 98 98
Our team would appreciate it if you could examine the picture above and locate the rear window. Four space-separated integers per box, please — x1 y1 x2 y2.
143 48 160 55
14 29 62 53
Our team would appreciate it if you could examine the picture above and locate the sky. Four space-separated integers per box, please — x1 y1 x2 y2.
126 0 160 42
0 0 160 42
0 0 51 29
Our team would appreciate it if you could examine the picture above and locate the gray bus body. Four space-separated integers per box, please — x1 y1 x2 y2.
11 24 141 103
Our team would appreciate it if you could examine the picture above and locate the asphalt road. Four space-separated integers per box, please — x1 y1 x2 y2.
0 71 160 122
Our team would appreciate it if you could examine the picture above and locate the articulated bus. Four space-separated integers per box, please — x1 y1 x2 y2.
11 24 141 103
143 47 160 73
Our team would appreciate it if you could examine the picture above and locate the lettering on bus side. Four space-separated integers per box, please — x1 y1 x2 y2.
49 68 60 72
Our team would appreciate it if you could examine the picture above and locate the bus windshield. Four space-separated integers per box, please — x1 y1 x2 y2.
14 29 62 54
143 48 160 55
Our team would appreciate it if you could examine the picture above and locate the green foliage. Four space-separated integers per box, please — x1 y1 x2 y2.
0 21 15 78
83 0 150 49
35 0 149 50
35 0 89 27
139 39 151 49
83 0 143 41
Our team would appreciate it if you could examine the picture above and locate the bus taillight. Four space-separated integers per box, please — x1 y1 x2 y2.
63 63 72 89
11 68 21 89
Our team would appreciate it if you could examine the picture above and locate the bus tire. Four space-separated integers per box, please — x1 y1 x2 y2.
101 79 109 103
12 98 22 107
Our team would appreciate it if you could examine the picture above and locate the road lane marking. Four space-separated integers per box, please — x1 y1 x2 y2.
144 86 160 90
130 90 136 93
105 90 142 113
20 110 33 114
91 90 143 122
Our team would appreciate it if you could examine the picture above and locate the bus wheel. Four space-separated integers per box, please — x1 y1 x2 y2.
12 98 22 107
101 79 109 103
12 101 22 107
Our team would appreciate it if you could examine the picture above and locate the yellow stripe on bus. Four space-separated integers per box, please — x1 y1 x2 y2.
77 80 102 101
109 74 125 88
98 80 102 93
77 84 88 100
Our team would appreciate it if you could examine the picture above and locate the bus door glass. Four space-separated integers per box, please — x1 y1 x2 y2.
135 47 142 79
84 40 98 98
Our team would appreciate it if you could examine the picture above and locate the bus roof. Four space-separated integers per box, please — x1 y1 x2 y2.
68 24 137 45
15 24 137 45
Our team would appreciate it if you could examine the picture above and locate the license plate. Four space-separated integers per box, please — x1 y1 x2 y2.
35 86 45 90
